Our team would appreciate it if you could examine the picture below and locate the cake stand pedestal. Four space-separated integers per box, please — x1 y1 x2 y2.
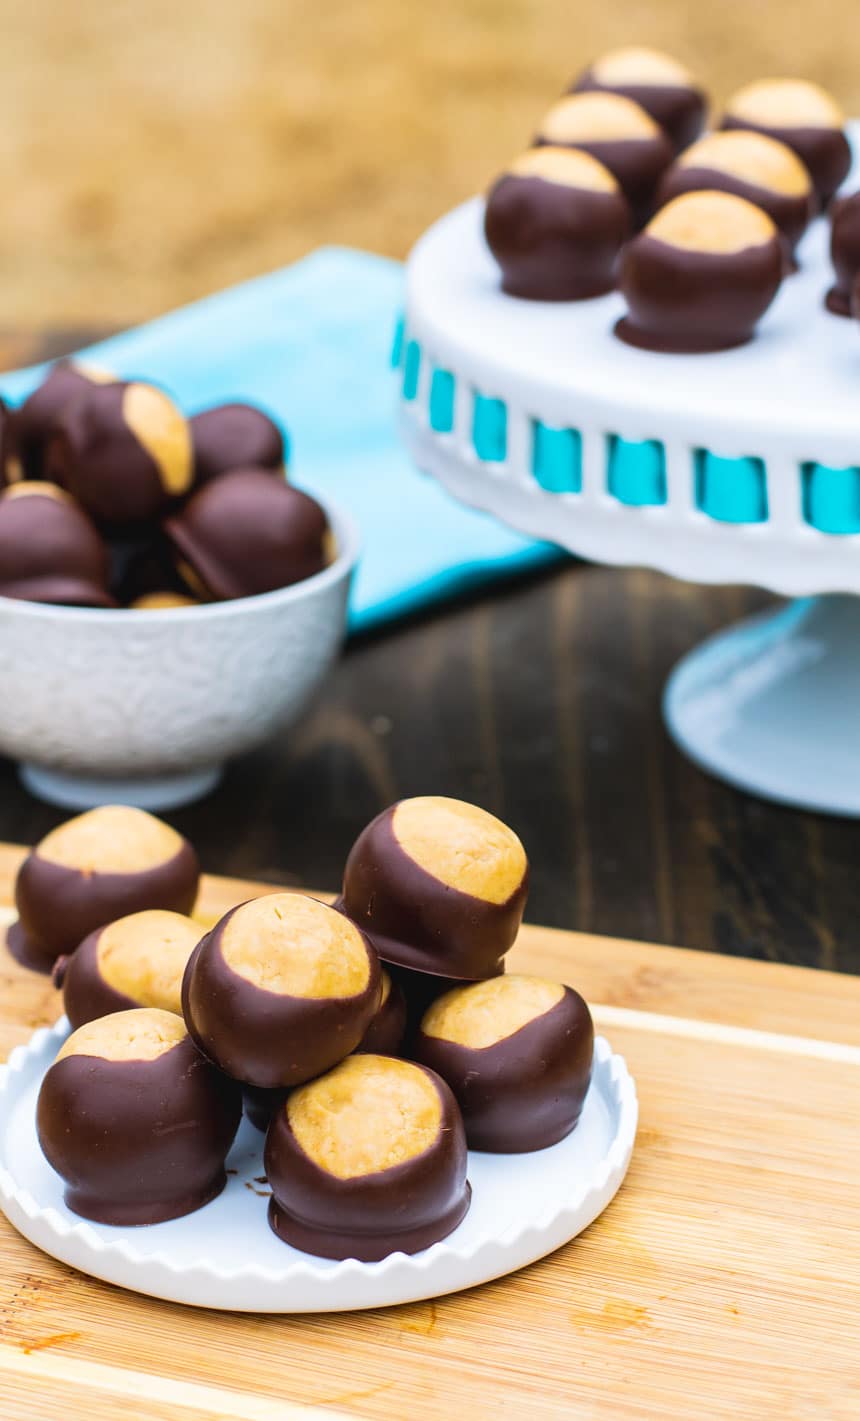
399 179 860 816
664 596 860 815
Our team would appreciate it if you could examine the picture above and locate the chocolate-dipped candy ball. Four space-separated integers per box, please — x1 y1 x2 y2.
55 909 203 1029
340 796 529 980
182 893 381 1088
2 361 115 485
655 131 815 267
415 976 593 1152
571 46 706 154
44 380 193 525
190 403 287 485
37 1009 241 1225
484 148 631 301
265 1054 470 1261
826 192 860 316
535 92 673 225
10 806 200 974
165 470 329 601
616 190 784 353
721 79 850 208
0 483 114 608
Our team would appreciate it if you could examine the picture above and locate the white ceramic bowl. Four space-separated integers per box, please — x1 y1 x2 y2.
0 500 359 810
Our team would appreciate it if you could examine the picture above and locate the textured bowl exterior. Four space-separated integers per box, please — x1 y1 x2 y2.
0 503 357 777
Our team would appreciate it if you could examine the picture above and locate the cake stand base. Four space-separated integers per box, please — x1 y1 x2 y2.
18 764 223 812
664 596 860 816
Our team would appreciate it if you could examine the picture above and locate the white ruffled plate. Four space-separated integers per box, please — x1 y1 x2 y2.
0 1019 636 1312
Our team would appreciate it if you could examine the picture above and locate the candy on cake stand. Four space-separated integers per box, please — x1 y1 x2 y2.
398 135 860 814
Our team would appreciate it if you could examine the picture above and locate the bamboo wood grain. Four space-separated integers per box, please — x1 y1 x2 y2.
0 843 857 1420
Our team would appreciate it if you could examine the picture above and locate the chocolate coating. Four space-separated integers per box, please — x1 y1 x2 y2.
535 93 674 226
655 133 815 263
190 403 286 484
354 970 408 1056
721 80 850 207
36 1011 241 1225
827 191 860 315
164 470 329 601
242 1083 287 1133
415 979 593 1152
340 797 529 980
11 806 200 973
265 1055 470 1261
44 381 193 525
484 149 631 300
616 191 784 353
181 894 382 1088
55 910 203 1029
111 527 190 606
2 362 116 485
0 483 114 608
571 48 706 152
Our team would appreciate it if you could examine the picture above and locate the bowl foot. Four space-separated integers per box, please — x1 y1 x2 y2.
664 595 860 816
18 763 223 812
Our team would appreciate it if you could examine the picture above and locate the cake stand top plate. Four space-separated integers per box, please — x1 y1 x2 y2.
406 190 860 463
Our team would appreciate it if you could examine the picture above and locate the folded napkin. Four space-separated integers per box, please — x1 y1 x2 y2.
0 247 557 632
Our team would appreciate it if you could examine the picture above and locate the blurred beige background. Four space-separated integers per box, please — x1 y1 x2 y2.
3 0 859 326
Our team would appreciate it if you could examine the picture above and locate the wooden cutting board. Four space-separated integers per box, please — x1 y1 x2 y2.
0 842 857 1421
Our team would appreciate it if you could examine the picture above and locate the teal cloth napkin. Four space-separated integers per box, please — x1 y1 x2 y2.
0 247 557 632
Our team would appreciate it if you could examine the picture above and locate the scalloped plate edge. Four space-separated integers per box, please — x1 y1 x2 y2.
0 1019 637 1312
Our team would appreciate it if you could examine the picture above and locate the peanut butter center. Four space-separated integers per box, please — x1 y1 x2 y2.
2 481 74 504
57 1007 187 1062
727 78 843 130
392 797 527 904
592 46 693 87
539 92 660 143
122 384 193 497
422 974 564 1048
129 591 200 610
38 806 186 874
509 146 618 192
288 1055 441 1178
646 189 776 253
72 362 115 385
679 130 811 196
220 893 372 998
96 910 202 1013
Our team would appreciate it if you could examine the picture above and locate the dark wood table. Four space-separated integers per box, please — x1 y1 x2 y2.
3 329 859 976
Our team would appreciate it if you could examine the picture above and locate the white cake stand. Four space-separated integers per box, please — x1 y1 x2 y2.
398 151 860 816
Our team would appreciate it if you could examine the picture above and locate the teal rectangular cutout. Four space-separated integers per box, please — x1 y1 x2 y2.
607 436 667 506
391 315 405 369
695 450 768 524
473 395 507 462
402 340 421 401
532 422 582 493
429 368 455 433
802 462 860 534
